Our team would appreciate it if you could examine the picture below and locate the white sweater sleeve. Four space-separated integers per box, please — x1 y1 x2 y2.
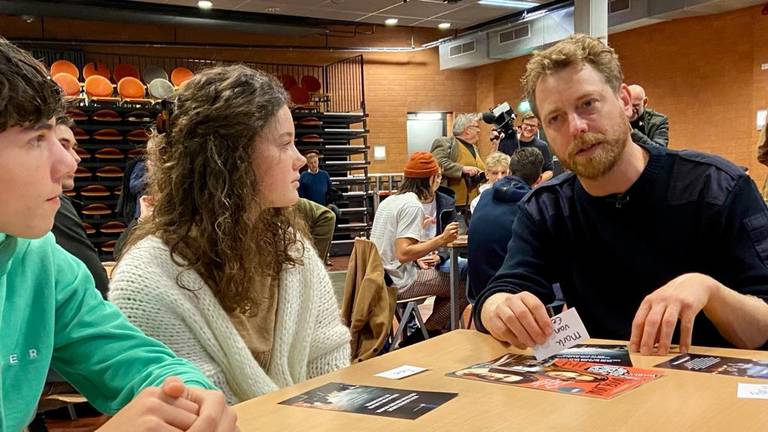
303 247 351 378
108 242 239 403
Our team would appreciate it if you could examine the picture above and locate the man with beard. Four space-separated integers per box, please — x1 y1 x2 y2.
474 34 768 354
628 84 669 148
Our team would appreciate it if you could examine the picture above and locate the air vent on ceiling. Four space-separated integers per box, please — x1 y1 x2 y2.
609 0 631 14
498 24 530 45
448 40 476 57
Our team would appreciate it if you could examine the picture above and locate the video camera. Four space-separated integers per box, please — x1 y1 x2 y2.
481 101 516 138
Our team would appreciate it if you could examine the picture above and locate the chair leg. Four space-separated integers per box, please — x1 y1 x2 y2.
66 403 77 420
391 302 415 349
413 309 429 339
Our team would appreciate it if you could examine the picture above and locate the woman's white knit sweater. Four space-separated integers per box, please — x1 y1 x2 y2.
109 235 351 404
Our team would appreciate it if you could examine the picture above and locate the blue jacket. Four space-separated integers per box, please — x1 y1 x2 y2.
467 176 531 303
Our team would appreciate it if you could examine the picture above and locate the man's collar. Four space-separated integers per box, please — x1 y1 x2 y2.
455 136 477 147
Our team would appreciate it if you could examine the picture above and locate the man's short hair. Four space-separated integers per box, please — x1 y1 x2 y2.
509 147 544 186
304 150 320 158
55 114 75 128
0 37 63 131
520 112 537 124
484 151 511 171
521 34 623 118
452 112 480 136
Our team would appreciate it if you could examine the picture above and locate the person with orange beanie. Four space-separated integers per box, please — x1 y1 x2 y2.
370 152 467 345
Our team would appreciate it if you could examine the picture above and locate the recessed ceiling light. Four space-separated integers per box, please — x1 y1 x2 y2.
438 22 451 30
384 18 399 26
197 0 213 10
477 0 538 8
265 7 280 13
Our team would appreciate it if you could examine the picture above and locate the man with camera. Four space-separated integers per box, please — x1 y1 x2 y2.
628 84 669 147
430 113 486 210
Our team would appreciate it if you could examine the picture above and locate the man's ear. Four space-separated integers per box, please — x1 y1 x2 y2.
643 97 649 107
532 174 544 187
618 83 633 118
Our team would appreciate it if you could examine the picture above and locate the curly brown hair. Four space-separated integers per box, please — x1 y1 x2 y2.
125 65 305 315
0 37 63 131
522 34 623 118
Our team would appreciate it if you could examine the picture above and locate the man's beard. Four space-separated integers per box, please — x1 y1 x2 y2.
556 111 631 180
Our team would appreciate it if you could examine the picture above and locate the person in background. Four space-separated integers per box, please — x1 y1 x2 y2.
431 113 486 210
628 84 669 148
470 151 510 214
110 65 351 404
370 152 464 344
294 197 336 263
517 113 554 182
52 114 110 298
476 34 768 355
468 147 544 304
0 36 235 432
298 150 332 206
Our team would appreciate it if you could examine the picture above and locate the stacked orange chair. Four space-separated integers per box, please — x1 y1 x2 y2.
51 60 81 97
171 67 194 87
83 62 111 80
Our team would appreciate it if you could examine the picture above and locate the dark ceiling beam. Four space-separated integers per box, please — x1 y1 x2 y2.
0 0 364 36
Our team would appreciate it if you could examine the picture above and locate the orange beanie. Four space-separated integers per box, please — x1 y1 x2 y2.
404 151 439 178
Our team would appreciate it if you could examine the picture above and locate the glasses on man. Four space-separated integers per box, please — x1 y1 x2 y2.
521 123 539 130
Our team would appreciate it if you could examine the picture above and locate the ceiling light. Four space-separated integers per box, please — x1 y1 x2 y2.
197 0 213 9
477 0 538 8
384 18 399 26
438 22 451 30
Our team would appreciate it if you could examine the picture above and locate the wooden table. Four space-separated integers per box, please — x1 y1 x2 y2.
234 330 768 431
447 235 468 330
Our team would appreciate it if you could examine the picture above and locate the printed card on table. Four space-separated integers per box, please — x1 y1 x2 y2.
279 382 457 420
655 353 768 379
533 308 590 361
375 365 428 380
737 383 768 399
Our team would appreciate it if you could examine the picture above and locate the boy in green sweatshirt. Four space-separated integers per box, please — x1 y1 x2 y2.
0 39 237 431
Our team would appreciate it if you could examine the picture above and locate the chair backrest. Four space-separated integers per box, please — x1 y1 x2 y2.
341 238 397 362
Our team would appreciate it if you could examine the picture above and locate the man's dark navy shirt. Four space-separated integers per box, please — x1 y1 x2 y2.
474 142 768 348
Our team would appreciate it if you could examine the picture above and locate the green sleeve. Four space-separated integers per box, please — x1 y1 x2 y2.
49 242 216 415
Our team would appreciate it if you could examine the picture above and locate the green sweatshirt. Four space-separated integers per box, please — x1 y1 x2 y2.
0 232 215 431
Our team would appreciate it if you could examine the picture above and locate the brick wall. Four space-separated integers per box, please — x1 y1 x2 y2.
475 5 768 183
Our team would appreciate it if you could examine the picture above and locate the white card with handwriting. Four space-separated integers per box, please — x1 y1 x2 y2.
533 308 590 361
375 365 428 380
737 383 768 400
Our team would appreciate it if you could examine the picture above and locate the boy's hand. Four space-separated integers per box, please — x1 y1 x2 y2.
97 377 238 432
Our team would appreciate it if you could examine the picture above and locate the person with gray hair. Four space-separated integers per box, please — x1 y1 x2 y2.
430 112 486 208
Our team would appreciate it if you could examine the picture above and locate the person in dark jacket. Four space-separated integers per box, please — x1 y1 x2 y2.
477 34 768 355
628 84 669 148
51 115 109 298
468 147 543 304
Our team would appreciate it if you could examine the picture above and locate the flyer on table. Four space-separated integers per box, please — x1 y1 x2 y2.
448 353 663 399
279 382 458 420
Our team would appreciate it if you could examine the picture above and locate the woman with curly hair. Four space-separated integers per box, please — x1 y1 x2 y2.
109 65 351 404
